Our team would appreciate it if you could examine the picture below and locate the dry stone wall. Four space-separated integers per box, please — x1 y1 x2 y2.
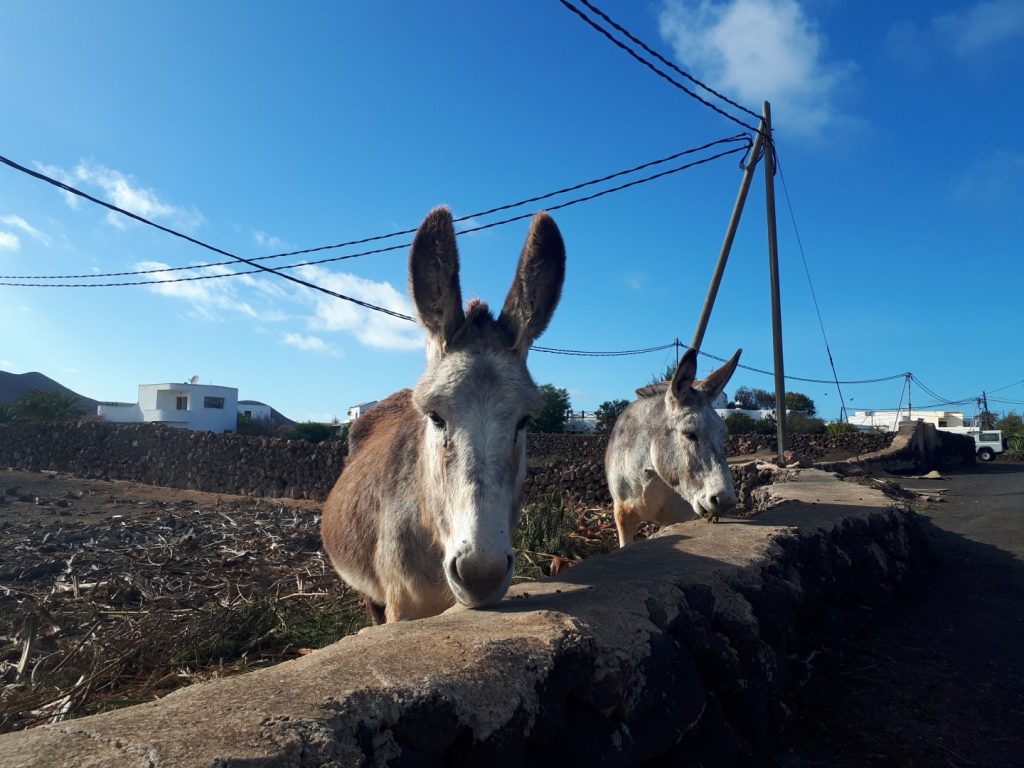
0 422 346 500
0 421 973 504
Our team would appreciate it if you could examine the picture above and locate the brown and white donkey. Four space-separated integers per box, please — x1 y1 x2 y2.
321 206 565 622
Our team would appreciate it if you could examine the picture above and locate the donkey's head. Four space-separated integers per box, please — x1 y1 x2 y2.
409 206 565 608
646 347 742 520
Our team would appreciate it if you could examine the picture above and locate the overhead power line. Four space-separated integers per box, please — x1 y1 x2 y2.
558 0 762 135
533 343 676 357
0 153 415 320
2 135 750 281
775 155 849 417
1 140 750 288
573 0 761 122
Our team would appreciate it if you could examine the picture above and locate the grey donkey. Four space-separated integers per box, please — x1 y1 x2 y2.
605 347 742 547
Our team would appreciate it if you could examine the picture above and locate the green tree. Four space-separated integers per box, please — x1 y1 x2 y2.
978 410 998 429
595 399 630 434
724 412 757 434
0 404 11 423
647 362 677 387
9 389 83 422
785 391 816 415
733 386 775 409
531 385 571 433
286 421 334 443
994 412 1023 435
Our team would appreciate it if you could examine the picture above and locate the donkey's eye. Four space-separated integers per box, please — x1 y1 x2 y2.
683 431 698 442
515 415 532 432
427 412 446 430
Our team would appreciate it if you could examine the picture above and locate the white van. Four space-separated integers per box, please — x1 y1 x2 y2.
938 427 1004 461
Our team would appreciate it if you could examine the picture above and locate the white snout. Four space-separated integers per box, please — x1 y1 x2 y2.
445 544 515 608
694 482 738 518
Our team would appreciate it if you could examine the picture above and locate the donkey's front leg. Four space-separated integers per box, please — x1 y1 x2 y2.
384 584 456 623
613 500 644 548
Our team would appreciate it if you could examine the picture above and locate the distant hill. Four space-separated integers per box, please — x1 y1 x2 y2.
0 371 99 414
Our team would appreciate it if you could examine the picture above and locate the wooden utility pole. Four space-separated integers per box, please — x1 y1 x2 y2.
763 102 787 464
691 122 768 352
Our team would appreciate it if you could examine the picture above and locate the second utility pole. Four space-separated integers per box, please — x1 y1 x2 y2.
763 102 787 464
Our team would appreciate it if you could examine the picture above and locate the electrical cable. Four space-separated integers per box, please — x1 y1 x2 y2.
573 0 762 121
2 135 751 280
776 154 848 418
1 143 750 289
557 0 762 135
0 153 415 320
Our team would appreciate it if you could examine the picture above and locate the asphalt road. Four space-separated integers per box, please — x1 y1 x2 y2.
779 461 1024 768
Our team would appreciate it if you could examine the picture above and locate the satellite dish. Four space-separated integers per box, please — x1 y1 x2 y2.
189 375 200 385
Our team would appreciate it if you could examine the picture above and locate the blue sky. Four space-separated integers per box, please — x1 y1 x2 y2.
2 0 1023 423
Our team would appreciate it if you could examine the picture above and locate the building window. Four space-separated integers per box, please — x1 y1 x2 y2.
938 420 947 427
176 396 188 410
204 396 225 409
243 410 252 418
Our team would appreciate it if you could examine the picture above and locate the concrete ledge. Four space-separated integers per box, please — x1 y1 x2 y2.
0 471 925 767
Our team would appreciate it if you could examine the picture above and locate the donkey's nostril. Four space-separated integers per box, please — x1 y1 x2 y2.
710 495 720 507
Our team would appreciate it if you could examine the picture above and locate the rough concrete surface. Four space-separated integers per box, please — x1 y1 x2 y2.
0 469 925 768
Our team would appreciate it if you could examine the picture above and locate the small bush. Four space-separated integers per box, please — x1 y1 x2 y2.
826 421 858 435
285 421 334 443
787 412 826 434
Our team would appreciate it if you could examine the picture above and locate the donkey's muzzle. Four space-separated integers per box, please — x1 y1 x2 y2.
446 550 514 608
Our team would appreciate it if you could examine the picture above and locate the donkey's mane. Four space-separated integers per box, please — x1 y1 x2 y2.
636 381 669 398
449 299 512 351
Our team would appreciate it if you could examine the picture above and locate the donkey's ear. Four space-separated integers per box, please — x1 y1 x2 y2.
698 348 742 402
497 212 566 356
669 348 699 405
409 206 465 352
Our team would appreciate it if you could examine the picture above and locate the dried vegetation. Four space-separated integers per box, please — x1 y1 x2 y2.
0 471 367 733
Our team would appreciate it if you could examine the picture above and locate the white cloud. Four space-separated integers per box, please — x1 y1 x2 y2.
135 260 261 321
297 265 424 350
282 332 340 357
253 230 288 250
934 0 1024 59
33 163 80 208
34 161 204 231
0 231 19 251
0 215 52 246
658 0 855 136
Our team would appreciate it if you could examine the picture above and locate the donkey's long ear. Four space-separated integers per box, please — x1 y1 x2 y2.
669 348 699 405
697 348 742 402
497 212 566 356
409 206 465 354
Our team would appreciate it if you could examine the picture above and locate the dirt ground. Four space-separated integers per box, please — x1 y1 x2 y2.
0 469 365 733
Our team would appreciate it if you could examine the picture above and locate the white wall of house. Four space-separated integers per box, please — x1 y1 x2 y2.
238 402 272 423
98 383 239 433
347 401 378 421
715 408 774 421
847 410 965 432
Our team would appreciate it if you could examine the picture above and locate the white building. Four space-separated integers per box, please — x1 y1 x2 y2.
847 410 966 432
98 382 239 433
238 400 273 424
347 401 378 421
